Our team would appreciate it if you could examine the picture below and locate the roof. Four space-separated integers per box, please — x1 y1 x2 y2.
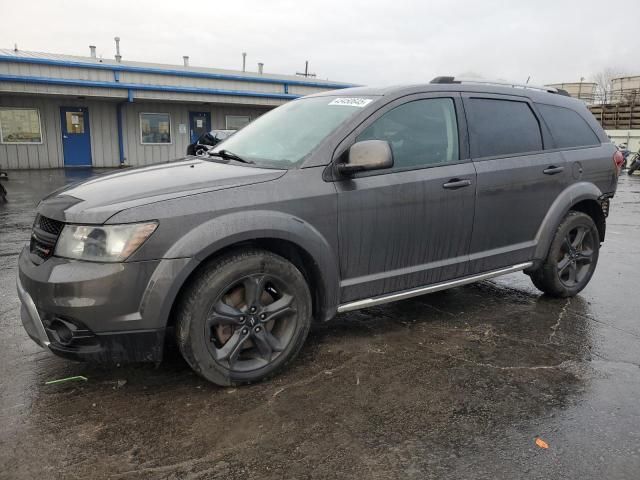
0 48 355 89
309 82 584 108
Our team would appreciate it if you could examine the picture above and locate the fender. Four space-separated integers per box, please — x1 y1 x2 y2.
533 181 603 260
141 210 340 330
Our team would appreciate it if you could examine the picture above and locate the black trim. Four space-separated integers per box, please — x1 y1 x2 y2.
47 329 165 363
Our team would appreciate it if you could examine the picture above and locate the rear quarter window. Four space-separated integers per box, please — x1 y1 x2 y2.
466 98 543 158
536 103 600 149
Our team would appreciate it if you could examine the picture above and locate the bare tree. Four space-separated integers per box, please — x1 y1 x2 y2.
592 68 625 104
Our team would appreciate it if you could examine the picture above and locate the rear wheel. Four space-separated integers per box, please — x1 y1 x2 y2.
175 249 312 386
528 211 599 297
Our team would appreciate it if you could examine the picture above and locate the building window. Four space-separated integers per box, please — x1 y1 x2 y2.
140 113 171 144
225 115 251 130
0 108 43 144
65 111 85 134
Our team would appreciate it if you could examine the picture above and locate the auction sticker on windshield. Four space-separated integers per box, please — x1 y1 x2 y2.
328 98 373 108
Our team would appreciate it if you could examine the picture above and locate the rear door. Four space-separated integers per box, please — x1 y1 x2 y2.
462 94 568 273
335 93 477 303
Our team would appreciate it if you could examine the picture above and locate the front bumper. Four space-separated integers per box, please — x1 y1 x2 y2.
17 246 191 363
17 274 50 348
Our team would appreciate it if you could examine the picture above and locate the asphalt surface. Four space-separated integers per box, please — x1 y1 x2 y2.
0 169 639 480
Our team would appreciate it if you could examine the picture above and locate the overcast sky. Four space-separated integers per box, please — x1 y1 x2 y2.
1 0 638 86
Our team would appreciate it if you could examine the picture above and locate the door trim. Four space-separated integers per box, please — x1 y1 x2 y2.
337 262 533 313
340 253 469 288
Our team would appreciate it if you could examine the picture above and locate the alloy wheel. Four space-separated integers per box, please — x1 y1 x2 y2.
204 273 297 372
556 225 595 287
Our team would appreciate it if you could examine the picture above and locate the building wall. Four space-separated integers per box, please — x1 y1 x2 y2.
0 94 271 169
120 101 270 166
606 129 640 152
0 95 120 168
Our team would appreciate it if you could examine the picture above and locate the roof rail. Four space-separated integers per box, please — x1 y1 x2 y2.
429 76 560 94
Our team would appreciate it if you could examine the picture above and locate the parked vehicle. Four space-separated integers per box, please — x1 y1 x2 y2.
0 171 7 202
186 129 236 156
18 78 621 386
617 143 632 169
628 152 640 175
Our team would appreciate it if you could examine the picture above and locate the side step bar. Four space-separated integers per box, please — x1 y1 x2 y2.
336 262 533 313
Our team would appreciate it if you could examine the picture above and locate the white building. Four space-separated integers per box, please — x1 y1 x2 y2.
0 48 353 169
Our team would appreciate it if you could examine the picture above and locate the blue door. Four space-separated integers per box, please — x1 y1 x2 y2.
189 111 211 143
60 107 92 166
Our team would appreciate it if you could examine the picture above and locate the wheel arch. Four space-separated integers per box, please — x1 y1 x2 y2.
143 211 340 340
532 182 605 262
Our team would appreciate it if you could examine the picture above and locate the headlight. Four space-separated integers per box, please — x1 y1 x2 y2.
54 222 158 262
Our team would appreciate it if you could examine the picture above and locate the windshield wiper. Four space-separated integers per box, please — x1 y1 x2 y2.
208 149 254 164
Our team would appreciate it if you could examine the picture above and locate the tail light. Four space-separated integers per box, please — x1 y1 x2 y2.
613 150 624 173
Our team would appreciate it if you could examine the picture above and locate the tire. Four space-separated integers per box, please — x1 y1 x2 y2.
528 211 600 297
175 249 312 386
628 163 638 175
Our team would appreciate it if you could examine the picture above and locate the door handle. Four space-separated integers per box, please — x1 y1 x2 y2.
442 178 472 190
543 166 564 175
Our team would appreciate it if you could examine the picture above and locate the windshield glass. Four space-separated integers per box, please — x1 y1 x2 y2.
211 95 376 168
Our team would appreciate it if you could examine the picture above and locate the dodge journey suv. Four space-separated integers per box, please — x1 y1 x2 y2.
18 78 622 386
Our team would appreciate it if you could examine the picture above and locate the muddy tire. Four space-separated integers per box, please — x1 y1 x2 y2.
175 249 312 386
528 211 600 298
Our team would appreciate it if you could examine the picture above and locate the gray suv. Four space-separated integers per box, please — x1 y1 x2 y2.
18 78 622 386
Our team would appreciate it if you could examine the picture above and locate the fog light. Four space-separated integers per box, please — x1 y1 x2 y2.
51 320 73 345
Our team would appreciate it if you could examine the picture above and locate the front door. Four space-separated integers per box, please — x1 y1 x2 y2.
335 95 476 303
60 107 92 166
189 111 211 143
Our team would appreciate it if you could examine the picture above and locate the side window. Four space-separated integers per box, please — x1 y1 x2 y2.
466 98 542 157
357 98 459 169
536 103 600 148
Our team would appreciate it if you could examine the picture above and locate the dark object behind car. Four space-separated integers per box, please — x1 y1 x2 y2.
18 79 620 386
186 129 236 156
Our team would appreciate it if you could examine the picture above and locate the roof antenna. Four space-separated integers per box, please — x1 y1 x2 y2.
13 43 18 52
114 36 122 63
296 60 316 78
526 76 531 84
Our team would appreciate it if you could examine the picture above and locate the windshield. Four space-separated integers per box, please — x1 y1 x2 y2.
211 95 376 168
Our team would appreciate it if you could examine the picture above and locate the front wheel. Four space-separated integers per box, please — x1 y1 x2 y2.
175 249 312 386
628 162 639 175
528 211 600 297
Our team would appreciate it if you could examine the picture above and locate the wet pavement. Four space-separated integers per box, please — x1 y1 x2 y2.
1 169 639 479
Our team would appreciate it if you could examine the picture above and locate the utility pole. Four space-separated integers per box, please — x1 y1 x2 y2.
296 61 316 78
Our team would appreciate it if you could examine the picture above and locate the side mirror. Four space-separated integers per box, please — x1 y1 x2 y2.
338 140 393 175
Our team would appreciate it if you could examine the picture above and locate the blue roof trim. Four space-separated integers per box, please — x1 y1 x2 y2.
0 74 301 100
0 55 354 89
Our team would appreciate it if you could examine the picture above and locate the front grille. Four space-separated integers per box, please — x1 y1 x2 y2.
30 214 64 260
37 215 64 236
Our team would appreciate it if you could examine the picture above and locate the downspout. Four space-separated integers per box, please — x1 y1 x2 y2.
116 89 133 168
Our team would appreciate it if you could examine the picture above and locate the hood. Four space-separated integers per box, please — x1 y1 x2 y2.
38 158 286 224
